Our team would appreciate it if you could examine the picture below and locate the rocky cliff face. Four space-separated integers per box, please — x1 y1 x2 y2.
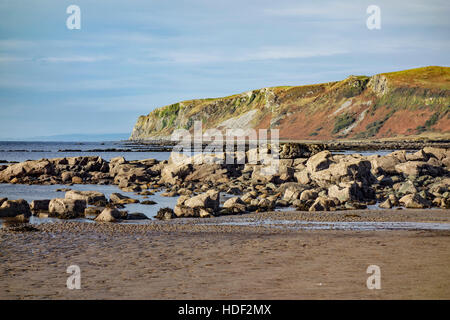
130 66 450 141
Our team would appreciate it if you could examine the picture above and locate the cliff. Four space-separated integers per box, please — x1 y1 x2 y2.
130 66 450 141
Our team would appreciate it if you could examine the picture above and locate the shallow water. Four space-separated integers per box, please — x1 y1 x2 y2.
0 141 171 163
204 218 450 231
0 183 178 220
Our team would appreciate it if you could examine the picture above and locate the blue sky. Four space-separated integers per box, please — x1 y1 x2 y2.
0 0 449 139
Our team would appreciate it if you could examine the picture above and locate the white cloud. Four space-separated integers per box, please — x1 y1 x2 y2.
37 56 111 63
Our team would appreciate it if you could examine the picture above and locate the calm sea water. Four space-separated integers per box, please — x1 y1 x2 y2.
0 141 171 163
0 183 178 221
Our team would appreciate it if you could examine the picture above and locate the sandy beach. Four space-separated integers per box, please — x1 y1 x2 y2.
1 209 449 300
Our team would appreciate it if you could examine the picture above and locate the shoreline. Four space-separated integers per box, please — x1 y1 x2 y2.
1 210 449 299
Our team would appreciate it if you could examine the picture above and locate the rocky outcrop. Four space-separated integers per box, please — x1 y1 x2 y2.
130 66 450 141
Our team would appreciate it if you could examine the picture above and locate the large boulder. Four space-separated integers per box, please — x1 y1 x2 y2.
223 197 246 213
184 190 220 211
94 208 124 222
174 190 220 217
65 190 107 205
306 151 332 173
399 193 431 209
30 199 51 212
310 157 374 187
48 198 86 219
328 182 365 203
161 162 193 184
0 199 32 218
370 155 400 175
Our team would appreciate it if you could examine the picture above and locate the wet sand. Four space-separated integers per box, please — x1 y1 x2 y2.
1 209 449 299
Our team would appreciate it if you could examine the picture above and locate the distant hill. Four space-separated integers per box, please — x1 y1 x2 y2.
130 66 450 141
20 133 130 142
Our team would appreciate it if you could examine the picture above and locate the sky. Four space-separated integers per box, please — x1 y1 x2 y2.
0 0 449 139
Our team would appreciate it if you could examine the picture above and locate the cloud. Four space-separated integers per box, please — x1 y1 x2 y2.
162 46 348 64
37 55 111 63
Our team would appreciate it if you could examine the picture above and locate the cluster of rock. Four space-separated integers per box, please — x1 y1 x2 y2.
155 147 449 217
0 146 449 221
0 190 149 222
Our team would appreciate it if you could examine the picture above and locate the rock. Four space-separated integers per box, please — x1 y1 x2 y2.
306 151 332 173
185 163 228 183
94 208 123 222
161 191 178 197
257 198 275 211
294 170 311 184
141 200 157 205
30 199 50 212
71 176 83 184
61 171 73 183
370 155 400 175
127 212 149 220
160 160 193 185
309 197 336 212
399 193 431 209
283 186 301 202
110 193 140 204
184 190 220 211
397 180 417 195
406 149 428 162
395 161 441 177
84 207 102 217
299 189 318 201
155 207 175 220
241 192 256 203
441 157 450 169
0 199 32 218
0 197 7 206
327 182 364 203
389 150 407 162
48 198 86 219
310 157 374 188
0 159 53 183
423 147 449 161
223 197 246 213
379 199 392 209
65 190 107 205
174 191 220 217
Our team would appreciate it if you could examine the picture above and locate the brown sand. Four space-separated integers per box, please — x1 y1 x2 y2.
1 209 449 300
